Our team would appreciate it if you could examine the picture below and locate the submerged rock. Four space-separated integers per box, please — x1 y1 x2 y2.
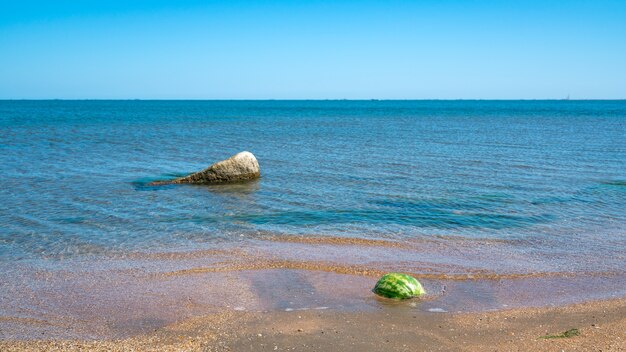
373 273 426 300
152 151 260 185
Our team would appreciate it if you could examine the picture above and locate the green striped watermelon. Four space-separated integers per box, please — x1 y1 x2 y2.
373 273 426 299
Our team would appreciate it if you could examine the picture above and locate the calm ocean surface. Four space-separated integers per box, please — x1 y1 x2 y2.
1 100 625 272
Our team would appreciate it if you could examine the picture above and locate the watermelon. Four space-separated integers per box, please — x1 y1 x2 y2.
373 273 426 299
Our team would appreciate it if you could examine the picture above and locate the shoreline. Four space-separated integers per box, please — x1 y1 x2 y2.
2 296 624 351
2 234 625 344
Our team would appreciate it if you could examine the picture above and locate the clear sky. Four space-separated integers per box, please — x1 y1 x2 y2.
1 1 625 99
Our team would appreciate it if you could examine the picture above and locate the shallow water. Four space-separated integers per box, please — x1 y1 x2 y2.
1 100 625 338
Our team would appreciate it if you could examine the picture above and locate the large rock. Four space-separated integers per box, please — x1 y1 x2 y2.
153 151 260 185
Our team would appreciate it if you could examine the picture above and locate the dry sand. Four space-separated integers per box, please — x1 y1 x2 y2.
2 297 624 351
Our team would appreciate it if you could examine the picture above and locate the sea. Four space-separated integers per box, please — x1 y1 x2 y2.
1 100 625 338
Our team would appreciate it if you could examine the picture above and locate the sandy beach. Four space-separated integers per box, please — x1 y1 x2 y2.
2 296 624 351
1 233 625 351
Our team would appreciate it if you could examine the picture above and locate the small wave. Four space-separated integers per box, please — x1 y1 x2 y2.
252 232 520 247
222 208 553 230
601 180 626 187
254 234 409 248
157 259 623 282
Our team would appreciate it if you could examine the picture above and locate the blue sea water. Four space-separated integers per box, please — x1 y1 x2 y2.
0 100 625 274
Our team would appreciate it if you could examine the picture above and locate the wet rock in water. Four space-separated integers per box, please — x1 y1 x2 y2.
152 151 260 185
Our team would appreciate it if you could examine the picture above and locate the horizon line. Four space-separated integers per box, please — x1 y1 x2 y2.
1 98 626 101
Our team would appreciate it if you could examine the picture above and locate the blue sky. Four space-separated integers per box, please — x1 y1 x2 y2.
1 1 625 99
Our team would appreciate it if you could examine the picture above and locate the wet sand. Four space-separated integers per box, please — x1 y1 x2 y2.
1 234 625 350
2 297 624 351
